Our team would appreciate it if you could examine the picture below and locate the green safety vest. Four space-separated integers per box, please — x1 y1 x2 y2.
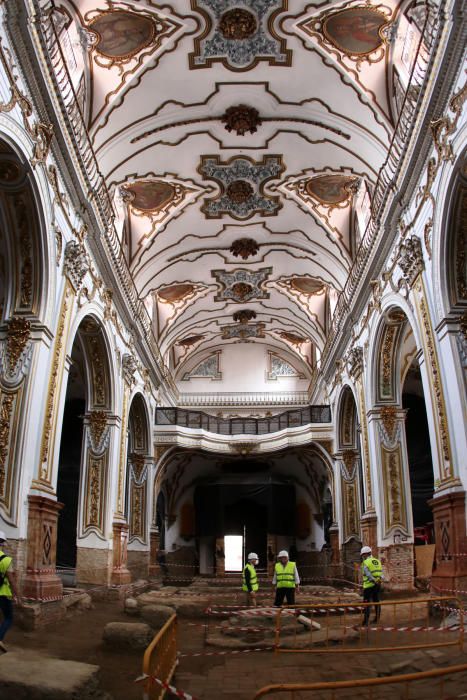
275 561 296 589
362 556 382 589
0 550 12 598
242 563 259 592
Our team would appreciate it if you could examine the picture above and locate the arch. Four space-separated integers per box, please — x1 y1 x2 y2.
0 137 51 324
126 391 152 552
55 313 115 581
336 383 359 450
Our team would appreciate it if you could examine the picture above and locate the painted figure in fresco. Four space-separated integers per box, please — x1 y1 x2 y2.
324 9 386 55
91 11 155 59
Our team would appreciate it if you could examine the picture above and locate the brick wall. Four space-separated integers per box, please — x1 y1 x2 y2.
379 543 414 590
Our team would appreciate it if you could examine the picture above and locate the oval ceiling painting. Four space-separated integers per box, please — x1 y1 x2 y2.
89 11 156 60
124 180 175 212
290 277 325 295
305 174 357 205
158 284 195 303
323 7 389 56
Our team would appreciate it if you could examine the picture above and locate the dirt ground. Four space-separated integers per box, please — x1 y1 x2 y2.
4 594 467 700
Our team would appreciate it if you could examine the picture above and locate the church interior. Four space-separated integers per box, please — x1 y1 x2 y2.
0 0 466 698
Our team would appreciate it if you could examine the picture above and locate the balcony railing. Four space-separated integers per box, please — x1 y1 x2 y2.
155 405 331 435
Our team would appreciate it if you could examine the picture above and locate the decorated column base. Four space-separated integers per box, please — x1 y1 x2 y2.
361 511 378 555
379 543 414 591
429 490 467 593
111 522 131 585
22 495 64 601
215 537 225 577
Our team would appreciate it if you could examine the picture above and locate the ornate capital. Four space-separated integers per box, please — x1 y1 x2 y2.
87 410 110 454
5 317 31 376
346 346 363 378
379 405 402 443
129 452 147 484
122 353 137 384
398 235 424 286
63 241 89 291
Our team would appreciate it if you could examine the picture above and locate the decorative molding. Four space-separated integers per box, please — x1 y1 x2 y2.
189 0 291 71
346 346 363 379
199 155 285 219
87 411 110 455
233 309 256 323
220 321 265 341
63 241 89 292
230 237 259 260
222 104 262 135
122 353 137 385
398 235 424 286
0 317 32 383
381 444 409 536
267 352 304 380
212 267 272 303
182 352 222 381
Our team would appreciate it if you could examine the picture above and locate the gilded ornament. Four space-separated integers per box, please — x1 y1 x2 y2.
130 453 146 482
226 180 254 204
230 238 259 260
88 411 108 451
222 105 262 135
233 309 256 323
398 235 424 286
380 405 398 441
6 317 31 373
218 8 257 40
0 393 14 501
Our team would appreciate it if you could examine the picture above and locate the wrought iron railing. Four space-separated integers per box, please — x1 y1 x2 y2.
321 0 446 367
26 0 178 399
155 405 331 435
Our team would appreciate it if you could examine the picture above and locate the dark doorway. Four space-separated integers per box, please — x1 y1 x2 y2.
56 397 85 568
403 360 435 538
225 498 268 568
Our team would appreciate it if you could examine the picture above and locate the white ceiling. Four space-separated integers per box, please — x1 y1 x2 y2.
59 0 403 383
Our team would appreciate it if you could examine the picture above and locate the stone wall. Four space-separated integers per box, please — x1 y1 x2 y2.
76 547 112 585
4 538 27 588
127 550 150 580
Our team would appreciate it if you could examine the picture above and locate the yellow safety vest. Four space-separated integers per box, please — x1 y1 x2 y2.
0 550 13 598
275 561 296 588
362 556 382 589
242 563 259 592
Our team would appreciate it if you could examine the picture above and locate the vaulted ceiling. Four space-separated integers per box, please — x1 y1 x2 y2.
53 0 418 383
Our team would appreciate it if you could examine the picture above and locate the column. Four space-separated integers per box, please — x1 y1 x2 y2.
22 496 63 600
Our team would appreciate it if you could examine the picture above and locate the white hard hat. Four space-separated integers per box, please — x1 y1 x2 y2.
247 552 258 560
278 550 289 558
360 546 372 555
0 530 6 543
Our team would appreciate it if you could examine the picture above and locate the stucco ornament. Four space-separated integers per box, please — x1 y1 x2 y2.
63 241 89 291
222 105 262 135
398 235 424 286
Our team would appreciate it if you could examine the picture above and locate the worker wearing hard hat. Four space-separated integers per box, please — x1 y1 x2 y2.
242 552 259 607
273 550 300 607
360 545 383 626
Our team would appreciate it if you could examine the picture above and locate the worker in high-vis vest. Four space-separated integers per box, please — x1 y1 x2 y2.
242 552 259 606
360 545 383 626
0 530 21 653
273 550 300 607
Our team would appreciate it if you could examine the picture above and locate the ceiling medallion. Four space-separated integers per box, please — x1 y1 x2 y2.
177 334 205 347
222 105 262 136
88 10 157 61
233 309 257 323
212 268 272 303
218 8 257 40
288 277 325 296
122 180 176 212
305 174 359 207
189 0 291 71
157 284 195 303
199 155 285 220
280 331 308 345
226 180 254 204
230 238 259 260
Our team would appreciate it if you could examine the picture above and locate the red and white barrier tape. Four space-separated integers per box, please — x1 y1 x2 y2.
187 621 267 633
362 625 461 633
135 673 198 700
178 646 273 658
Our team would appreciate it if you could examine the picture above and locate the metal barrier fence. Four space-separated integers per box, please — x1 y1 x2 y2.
141 613 178 700
253 662 467 699
274 597 464 655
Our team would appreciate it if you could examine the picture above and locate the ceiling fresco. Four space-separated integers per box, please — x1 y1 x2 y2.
50 0 410 385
